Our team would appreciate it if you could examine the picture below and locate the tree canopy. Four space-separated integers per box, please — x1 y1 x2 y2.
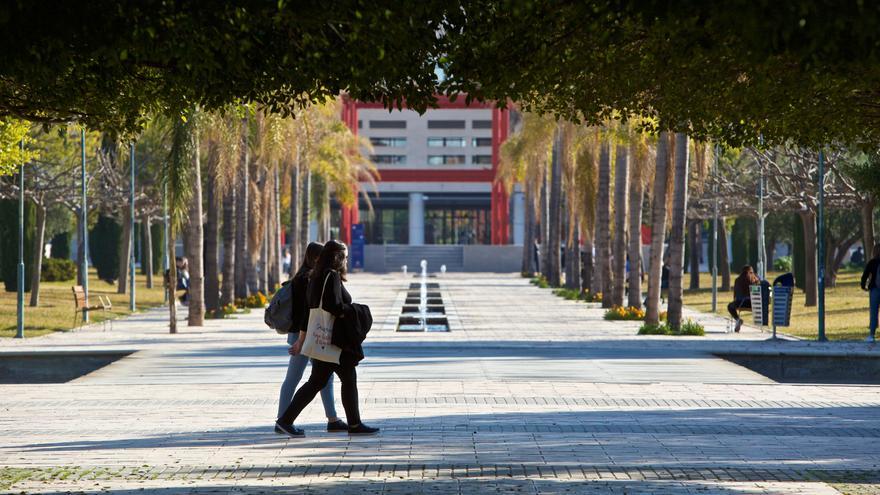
3 1 880 148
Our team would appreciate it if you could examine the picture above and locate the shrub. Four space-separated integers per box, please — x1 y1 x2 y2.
236 292 268 309
678 319 706 336
530 276 549 288
638 323 670 335
637 318 705 336
773 256 793 272
90 215 121 283
206 304 238 319
604 305 646 321
50 232 71 259
552 288 582 300
41 258 77 282
583 290 602 303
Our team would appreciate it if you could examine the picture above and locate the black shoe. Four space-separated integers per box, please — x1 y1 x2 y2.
327 420 349 432
348 423 380 435
275 421 304 437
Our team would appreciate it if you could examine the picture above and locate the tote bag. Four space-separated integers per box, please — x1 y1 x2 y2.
301 272 343 364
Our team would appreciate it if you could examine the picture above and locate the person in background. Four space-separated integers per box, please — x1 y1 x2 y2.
851 246 865 266
282 248 292 275
275 242 347 434
728 265 760 332
859 244 880 343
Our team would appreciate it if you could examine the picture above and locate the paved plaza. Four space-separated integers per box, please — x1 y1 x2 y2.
2 273 880 494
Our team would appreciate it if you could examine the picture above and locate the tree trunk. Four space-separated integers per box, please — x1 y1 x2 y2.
719 218 731 291
220 186 236 307
521 184 534 275
117 211 131 294
142 214 153 289
234 117 249 299
204 167 220 313
799 210 818 307
289 158 301 276
28 204 46 307
167 224 178 334
645 132 672 325
596 141 612 307
565 227 581 290
540 172 550 281
187 130 205 327
688 220 701 290
827 233 859 288
547 128 563 287
300 166 311 255
627 166 644 308
273 162 283 285
863 200 875 252
248 176 262 295
260 189 270 294
583 237 594 294
612 144 629 307
666 133 690 330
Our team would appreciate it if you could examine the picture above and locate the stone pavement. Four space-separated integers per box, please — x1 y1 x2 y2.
1 273 879 494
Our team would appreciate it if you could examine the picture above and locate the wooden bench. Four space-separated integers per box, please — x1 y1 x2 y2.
72 286 112 329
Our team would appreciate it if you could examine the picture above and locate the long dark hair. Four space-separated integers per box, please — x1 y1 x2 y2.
293 242 323 280
311 240 348 283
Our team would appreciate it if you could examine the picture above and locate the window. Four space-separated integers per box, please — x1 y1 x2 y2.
472 137 492 147
472 155 492 165
427 137 466 147
370 137 407 147
371 155 406 165
428 155 466 165
370 120 406 129
357 120 362 129
427 120 466 129
472 120 492 129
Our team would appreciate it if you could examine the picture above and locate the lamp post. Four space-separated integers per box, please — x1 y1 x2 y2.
817 150 827 341
15 139 25 339
81 129 89 323
129 142 136 312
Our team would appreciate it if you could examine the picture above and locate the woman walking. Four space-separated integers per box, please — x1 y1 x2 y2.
275 242 348 434
276 240 379 437
860 244 880 343
727 265 759 332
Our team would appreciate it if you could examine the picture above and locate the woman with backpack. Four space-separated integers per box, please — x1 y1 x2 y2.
276 240 379 437
860 244 880 343
275 242 348 434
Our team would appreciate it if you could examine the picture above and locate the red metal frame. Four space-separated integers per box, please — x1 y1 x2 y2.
341 96 510 245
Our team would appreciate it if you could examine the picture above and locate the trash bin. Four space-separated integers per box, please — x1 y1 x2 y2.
772 286 794 327
749 285 765 326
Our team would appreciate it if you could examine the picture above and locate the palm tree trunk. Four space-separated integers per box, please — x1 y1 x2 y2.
204 168 220 313
627 165 644 308
566 226 581 291
547 128 562 287
688 220 701 290
863 200 875 253
117 211 131 294
248 176 262 295
300 166 311 254
583 236 594 294
719 218 731 291
521 184 534 276
187 131 205 326
596 141 612 307
142 214 153 289
220 186 235 306
289 157 301 275
666 133 690 331
612 144 629 307
645 132 672 325
28 203 46 307
234 116 249 299
273 162 282 285
800 210 818 306
540 172 550 280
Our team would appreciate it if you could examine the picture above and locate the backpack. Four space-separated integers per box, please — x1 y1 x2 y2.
264 281 294 334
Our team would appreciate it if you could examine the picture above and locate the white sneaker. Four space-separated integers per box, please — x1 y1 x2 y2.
867 335 876 343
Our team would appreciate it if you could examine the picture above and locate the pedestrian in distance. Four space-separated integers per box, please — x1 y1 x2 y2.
276 240 379 437
728 265 760 332
859 244 880 343
275 242 348 434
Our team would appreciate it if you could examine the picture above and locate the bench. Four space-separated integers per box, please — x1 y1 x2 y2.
72 286 112 329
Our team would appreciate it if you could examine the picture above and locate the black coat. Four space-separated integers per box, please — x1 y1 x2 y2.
862 258 880 290
332 302 373 366
289 269 311 333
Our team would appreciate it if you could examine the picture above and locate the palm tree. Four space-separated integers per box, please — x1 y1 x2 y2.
666 133 690 330
611 143 629 307
234 113 249 299
627 138 652 308
645 132 672 326
596 140 613 307
186 120 205 327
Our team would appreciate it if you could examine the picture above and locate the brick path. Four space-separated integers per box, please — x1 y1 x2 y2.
2 273 879 494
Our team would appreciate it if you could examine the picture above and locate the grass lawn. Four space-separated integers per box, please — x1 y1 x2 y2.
0 269 166 338
682 269 871 341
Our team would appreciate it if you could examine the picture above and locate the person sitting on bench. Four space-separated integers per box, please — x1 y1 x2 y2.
728 265 759 332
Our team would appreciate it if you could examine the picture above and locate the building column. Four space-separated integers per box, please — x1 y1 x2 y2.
409 192 425 246
512 190 525 245
491 107 511 244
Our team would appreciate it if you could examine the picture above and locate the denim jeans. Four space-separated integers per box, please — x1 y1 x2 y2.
870 288 880 337
277 333 337 419
279 358 361 427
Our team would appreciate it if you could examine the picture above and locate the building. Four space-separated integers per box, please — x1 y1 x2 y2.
336 97 524 272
